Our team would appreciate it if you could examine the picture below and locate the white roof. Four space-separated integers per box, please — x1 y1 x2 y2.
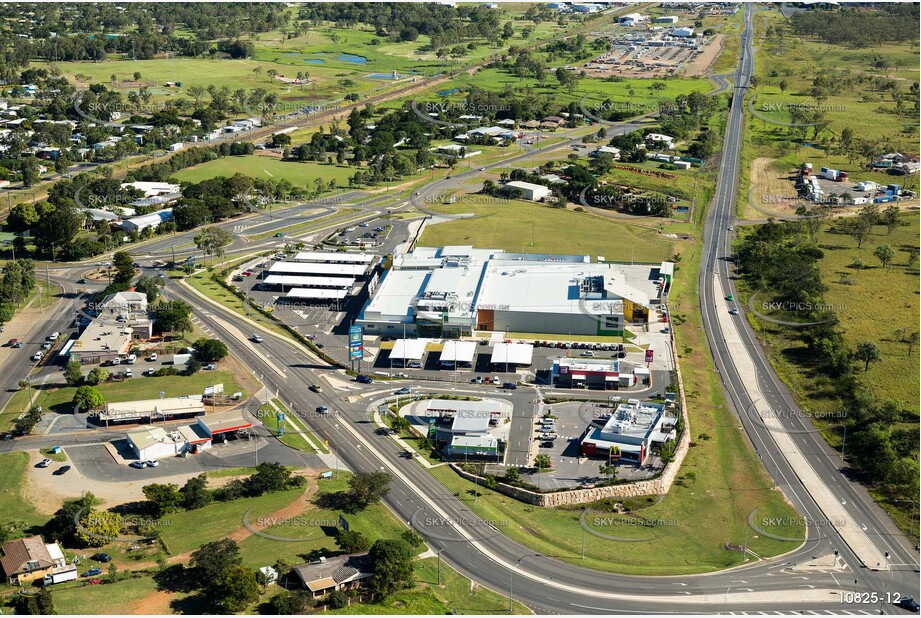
121 181 180 198
284 288 349 300
292 251 375 264
269 261 367 277
490 342 533 365
506 180 552 195
390 338 430 360
264 275 354 289
45 543 65 563
439 340 477 363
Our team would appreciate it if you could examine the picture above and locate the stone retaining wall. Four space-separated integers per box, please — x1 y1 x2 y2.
452 332 691 508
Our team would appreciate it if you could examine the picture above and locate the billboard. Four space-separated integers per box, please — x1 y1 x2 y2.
349 325 364 360
645 349 654 363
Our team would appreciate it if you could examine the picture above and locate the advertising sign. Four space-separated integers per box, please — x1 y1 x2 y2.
349 325 363 360
645 349 654 363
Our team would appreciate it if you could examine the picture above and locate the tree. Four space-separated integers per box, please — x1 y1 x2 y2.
854 341 881 372
327 589 349 609
190 538 242 588
76 509 123 547
534 454 552 470
112 251 135 284
873 244 894 271
73 385 104 410
180 474 212 510
268 590 314 614
346 471 392 509
243 462 298 496
32 201 81 259
898 331 920 357
882 204 900 234
368 539 414 597
8 202 40 231
135 275 164 303
659 440 677 463
214 566 260 612
142 483 182 516
15 586 55 615
194 227 233 268
336 529 370 553
193 338 229 362
401 529 423 549
844 216 873 249
779 79 787 93
155 300 193 336
86 367 109 385
64 360 83 386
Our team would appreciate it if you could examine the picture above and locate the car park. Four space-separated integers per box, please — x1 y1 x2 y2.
130 461 147 469
36 458 52 468
53 465 71 475
90 553 112 563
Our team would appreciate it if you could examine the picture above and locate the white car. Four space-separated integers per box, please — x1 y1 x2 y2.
124 369 133 378
252 334 263 343
49 332 60 341
728 225 734 231
145 460 159 467
41 342 51 350
31 352 43 362
148 353 158 361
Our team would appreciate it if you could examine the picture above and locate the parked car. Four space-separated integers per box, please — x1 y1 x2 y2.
145 460 160 467
124 369 133 378
359 222 369 227
356 375 373 384
491 376 501 385
471 376 483 384
12 340 22 348
129 461 147 469
539 433 556 441
502 382 517 390
395 387 411 395
36 458 52 468
539 441 554 448
274 233 285 238
204 363 215 370
31 352 43 362
143 368 155 376
53 465 71 475
90 553 112 563
49 332 60 341
149 353 158 361
41 342 51 350
81 568 103 578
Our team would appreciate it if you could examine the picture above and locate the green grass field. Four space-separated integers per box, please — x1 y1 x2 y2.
418 200 675 263
329 558 528 615
49 576 168 615
173 155 357 187
737 213 920 419
0 452 45 530
26 370 246 416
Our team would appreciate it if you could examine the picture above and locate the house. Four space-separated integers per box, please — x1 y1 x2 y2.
521 120 541 130
645 133 675 149
292 554 374 597
541 116 565 126
433 144 481 159
505 181 552 202
1 536 67 585
591 145 621 160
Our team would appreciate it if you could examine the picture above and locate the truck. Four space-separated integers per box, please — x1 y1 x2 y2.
43 566 78 586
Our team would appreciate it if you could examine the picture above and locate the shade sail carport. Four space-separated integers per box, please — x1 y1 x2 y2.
390 338 430 360
439 340 477 365
490 342 534 366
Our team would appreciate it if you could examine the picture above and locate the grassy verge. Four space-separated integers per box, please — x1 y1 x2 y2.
249 208 360 241
329 558 529 615
261 399 329 454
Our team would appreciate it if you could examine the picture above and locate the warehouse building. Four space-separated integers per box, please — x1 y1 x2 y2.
505 180 552 202
358 246 663 338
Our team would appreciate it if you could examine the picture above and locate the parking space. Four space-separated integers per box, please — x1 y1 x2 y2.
328 217 395 250
515 400 665 489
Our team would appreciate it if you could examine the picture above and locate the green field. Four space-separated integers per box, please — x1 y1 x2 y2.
329 558 528 615
173 155 357 187
24 370 246 416
0 452 45 529
737 6 919 217
49 576 170 616
737 213 920 418
418 200 676 263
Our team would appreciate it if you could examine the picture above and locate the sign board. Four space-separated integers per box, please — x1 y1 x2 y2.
645 349 654 363
348 325 364 360
339 514 350 531
277 412 285 422
204 383 225 397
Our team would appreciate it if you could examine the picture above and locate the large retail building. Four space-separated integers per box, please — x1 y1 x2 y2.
358 246 668 338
